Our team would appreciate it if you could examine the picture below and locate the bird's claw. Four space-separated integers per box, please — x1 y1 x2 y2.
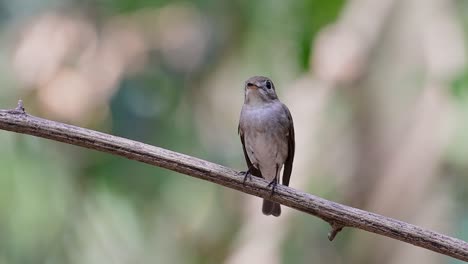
239 169 253 185
267 180 277 197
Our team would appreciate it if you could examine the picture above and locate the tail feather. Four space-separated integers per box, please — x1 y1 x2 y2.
262 199 281 217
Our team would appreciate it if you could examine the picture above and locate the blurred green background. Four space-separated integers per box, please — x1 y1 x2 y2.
0 0 467 263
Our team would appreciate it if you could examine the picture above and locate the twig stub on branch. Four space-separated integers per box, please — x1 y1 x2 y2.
328 222 345 241
7 100 25 115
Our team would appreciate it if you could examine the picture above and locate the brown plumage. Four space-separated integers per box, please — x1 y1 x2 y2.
238 76 295 217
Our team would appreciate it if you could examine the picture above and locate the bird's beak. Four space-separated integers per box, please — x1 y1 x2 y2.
246 82 259 89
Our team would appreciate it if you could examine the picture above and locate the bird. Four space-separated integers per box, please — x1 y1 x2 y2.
238 76 295 217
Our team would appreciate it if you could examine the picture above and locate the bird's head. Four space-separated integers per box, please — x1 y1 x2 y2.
244 76 278 105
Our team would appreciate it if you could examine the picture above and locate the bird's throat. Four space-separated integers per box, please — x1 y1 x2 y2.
245 90 269 106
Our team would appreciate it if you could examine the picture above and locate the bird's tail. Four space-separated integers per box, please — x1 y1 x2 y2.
262 199 281 217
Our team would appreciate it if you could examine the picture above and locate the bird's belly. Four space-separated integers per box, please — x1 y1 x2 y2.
245 132 288 180
240 102 290 180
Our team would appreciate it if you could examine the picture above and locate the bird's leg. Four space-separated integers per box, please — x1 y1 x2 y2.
267 179 278 196
267 164 280 196
240 166 254 185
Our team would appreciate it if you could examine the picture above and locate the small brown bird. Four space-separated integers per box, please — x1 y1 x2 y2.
238 76 295 217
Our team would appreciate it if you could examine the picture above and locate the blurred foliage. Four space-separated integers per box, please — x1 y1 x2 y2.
296 0 344 70
0 0 467 263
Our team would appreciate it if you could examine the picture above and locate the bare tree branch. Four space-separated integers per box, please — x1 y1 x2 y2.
0 101 466 262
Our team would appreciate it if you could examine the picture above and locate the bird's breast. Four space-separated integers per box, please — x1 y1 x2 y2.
240 102 288 132
240 102 290 171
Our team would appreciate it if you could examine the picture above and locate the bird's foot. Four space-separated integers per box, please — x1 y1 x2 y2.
239 169 253 185
267 179 277 197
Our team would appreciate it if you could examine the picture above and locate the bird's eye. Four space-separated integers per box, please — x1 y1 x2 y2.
265 81 272 89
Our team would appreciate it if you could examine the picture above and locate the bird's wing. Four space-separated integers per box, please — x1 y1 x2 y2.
239 124 263 178
282 104 295 186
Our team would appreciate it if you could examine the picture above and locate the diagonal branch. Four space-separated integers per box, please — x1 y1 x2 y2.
0 101 467 262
